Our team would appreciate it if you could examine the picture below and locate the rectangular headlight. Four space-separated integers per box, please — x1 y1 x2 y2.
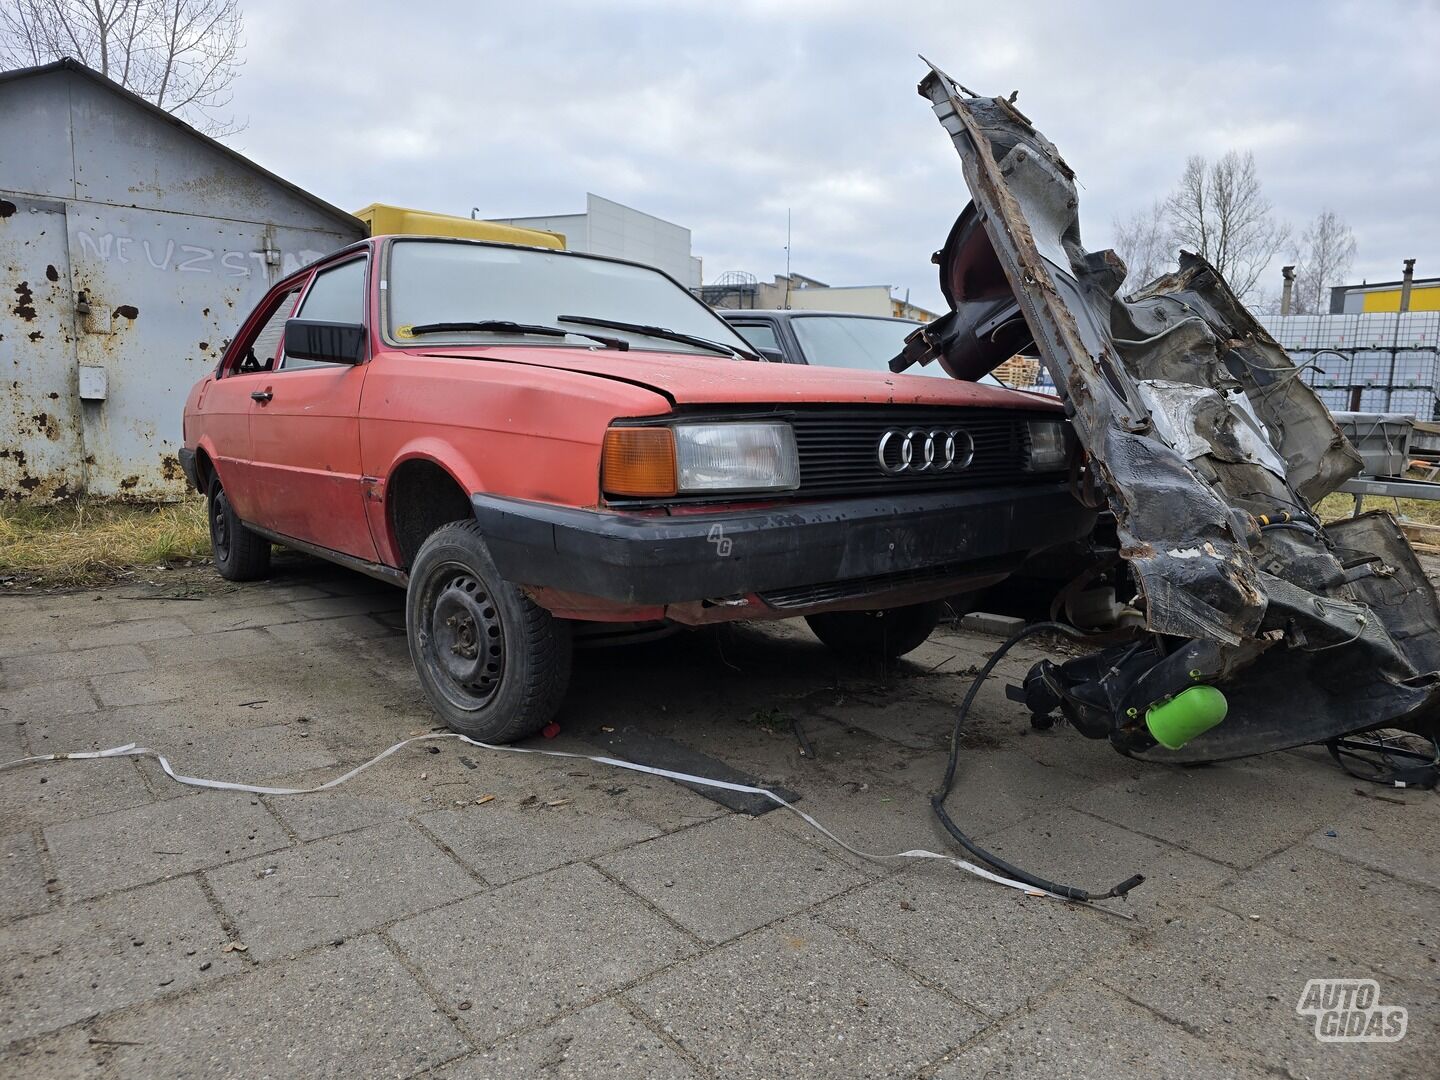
1025 420 1069 472
674 421 800 492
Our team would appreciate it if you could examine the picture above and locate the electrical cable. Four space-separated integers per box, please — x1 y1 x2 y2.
931 620 1146 902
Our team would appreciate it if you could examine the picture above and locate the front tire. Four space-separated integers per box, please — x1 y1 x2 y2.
207 476 271 582
406 520 572 742
805 601 941 660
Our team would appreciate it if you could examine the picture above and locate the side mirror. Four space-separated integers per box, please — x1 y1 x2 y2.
757 347 788 363
284 319 366 365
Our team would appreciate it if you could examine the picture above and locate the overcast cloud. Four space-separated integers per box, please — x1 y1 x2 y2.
225 0 1438 313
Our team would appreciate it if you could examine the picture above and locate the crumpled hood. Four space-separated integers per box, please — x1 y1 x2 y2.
417 344 1061 411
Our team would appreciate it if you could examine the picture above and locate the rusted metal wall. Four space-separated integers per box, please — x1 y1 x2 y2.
0 65 364 498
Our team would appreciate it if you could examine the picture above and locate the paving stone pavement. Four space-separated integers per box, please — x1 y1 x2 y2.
1 557 1436 1078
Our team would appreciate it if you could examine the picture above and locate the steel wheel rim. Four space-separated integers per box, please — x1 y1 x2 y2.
210 492 231 562
419 563 506 709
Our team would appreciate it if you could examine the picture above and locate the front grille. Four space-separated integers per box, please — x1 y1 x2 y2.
788 406 1033 499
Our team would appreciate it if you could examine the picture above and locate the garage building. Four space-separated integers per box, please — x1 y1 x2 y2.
0 59 364 498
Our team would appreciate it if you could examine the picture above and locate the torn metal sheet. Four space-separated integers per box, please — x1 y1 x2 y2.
902 61 1440 760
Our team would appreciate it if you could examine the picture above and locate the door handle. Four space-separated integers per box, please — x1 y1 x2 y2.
250 389 273 403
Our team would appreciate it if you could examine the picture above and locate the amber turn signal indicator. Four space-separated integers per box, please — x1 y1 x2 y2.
601 427 677 497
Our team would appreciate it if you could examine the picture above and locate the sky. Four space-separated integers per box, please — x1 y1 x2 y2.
220 0 1439 314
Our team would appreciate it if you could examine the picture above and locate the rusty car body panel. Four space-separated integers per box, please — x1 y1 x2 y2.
900 62 1440 759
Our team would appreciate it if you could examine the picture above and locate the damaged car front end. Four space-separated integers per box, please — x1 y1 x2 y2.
900 62 1440 762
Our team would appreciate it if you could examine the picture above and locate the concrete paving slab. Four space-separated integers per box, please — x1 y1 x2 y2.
60 616 193 649
1218 845 1440 981
177 602 311 635
288 594 404 620
0 679 98 723
43 790 291 899
0 757 153 829
265 613 397 647
0 875 228 1043
935 976 1270 1079
206 819 481 961
433 998 701 1080
1071 757 1349 868
0 1025 115 1080
93 936 470 1079
1306 788 1440 891
596 815 864 943
422 797 661 886
0 830 50 923
1 644 150 689
30 717 339 790
388 863 696 1045
1097 905 1437 1079
264 790 414 841
141 626 277 664
817 867 1135 1018
0 627 62 659
630 915 984 1080
982 809 1234 919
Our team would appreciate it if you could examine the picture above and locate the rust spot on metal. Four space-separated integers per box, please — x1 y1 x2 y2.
0 448 27 468
29 412 60 440
198 341 209 351
47 391 58 399
27 330 42 342
119 475 140 490
161 454 184 481
113 304 139 320
12 281 36 320
0 200 15 219
45 264 59 282
17 475 41 491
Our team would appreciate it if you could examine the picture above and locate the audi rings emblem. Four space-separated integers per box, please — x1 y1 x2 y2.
876 429 973 474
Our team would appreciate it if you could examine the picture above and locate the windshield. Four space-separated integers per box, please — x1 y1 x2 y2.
788 314 1001 385
386 240 752 355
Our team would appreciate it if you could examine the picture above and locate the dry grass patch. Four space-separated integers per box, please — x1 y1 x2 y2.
0 498 210 587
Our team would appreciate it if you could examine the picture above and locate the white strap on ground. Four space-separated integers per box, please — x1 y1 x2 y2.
1 733 1132 918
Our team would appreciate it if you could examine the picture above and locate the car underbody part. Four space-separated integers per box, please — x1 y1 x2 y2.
898 62 1440 762
0 736 1133 917
1327 731 1440 789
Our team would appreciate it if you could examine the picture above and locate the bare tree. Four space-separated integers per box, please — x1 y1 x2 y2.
0 0 244 134
1112 199 1171 295
1162 151 1289 302
1291 208 1357 314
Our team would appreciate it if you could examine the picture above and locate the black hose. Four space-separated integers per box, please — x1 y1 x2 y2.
931 620 1146 903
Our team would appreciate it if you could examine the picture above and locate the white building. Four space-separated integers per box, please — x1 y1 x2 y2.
489 193 702 289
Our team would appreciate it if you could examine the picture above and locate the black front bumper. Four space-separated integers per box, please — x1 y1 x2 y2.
471 483 1095 607
177 447 200 493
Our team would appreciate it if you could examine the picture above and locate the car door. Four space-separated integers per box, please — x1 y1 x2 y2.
196 284 301 518
246 254 378 560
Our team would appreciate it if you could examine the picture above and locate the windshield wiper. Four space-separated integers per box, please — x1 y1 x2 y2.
557 315 756 360
406 320 628 350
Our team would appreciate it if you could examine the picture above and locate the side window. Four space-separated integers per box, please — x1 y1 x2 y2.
280 258 368 370
232 288 299 375
731 322 782 356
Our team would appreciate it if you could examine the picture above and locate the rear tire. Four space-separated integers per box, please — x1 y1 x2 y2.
406 520 572 742
805 601 941 660
207 476 271 581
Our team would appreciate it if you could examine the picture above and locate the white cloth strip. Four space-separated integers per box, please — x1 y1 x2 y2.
2 733 1132 918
